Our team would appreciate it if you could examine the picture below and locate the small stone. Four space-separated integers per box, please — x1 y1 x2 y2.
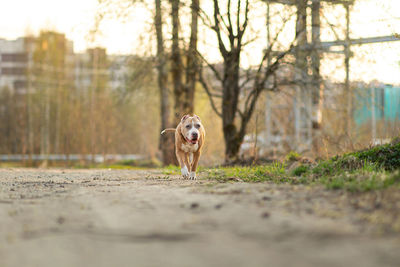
215 204 223 209
262 196 271 201
190 203 199 209
261 212 270 218
57 216 66 224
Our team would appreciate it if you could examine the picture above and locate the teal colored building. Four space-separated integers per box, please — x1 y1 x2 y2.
354 85 400 125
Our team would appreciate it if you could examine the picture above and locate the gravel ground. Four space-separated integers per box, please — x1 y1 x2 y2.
0 168 399 267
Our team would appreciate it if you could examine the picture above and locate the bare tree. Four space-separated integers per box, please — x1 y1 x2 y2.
185 0 199 114
94 0 200 165
198 0 295 162
155 0 176 165
170 0 199 125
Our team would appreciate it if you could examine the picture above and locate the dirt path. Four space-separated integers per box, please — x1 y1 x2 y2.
0 169 399 267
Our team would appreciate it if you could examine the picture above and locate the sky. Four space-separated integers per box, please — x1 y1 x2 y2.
0 0 399 84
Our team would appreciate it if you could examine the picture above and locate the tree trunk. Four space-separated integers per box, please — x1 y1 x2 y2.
27 59 34 164
204 0 292 162
54 83 62 155
222 51 241 162
40 78 50 167
170 0 185 126
155 0 176 165
90 48 98 164
171 0 198 125
184 0 199 114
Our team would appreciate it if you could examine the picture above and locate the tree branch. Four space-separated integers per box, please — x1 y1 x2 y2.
244 43 295 118
213 0 228 57
197 5 213 28
195 50 223 82
199 67 222 117
236 0 241 36
226 0 234 45
238 0 249 42
239 69 254 89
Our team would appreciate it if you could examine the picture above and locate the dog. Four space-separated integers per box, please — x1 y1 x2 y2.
161 114 205 180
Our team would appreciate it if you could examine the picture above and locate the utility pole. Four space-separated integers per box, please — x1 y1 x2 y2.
294 0 311 150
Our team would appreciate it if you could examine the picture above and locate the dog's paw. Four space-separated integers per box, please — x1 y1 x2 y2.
181 166 189 179
189 171 196 180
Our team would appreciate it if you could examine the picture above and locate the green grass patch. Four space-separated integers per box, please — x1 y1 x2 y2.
332 138 400 171
203 139 400 192
203 163 399 192
73 158 161 169
73 163 147 170
162 165 181 175
319 171 400 192
285 151 301 162
202 162 302 183
291 164 310 176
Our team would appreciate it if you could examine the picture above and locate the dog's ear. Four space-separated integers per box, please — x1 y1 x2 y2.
181 115 189 122
194 114 201 121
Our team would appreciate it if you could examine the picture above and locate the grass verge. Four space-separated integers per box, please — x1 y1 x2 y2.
200 139 400 192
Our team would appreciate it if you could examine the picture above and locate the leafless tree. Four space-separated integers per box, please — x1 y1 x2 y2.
94 0 200 165
155 0 176 165
170 0 199 125
198 0 295 162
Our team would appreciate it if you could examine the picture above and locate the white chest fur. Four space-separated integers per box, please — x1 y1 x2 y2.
181 142 199 153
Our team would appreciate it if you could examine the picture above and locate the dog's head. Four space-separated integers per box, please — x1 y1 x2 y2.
180 114 203 145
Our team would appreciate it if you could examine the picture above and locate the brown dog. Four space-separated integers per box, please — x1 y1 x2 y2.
161 114 205 180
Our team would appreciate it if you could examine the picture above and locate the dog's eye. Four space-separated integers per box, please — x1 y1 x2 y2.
195 124 200 128
185 125 191 129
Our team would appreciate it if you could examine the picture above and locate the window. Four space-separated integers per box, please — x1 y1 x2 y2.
14 80 27 89
1 53 28 62
1 67 26 75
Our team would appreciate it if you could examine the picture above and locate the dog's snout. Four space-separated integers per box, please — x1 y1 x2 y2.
192 132 198 138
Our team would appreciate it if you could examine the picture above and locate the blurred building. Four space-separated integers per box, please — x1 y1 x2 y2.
0 37 33 94
0 34 129 96
108 55 130 92
74 47 110 95
0 33 75 95
355 85 400 125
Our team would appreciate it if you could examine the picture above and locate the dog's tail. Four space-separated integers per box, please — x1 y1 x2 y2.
161 128 176 135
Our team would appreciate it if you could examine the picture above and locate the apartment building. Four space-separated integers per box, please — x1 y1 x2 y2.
0 37 32 94
0 33 124 96
0 33 75 95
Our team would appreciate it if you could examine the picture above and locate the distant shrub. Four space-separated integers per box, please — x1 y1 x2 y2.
286 151 301 162
291 165 310 176
350 140 400 171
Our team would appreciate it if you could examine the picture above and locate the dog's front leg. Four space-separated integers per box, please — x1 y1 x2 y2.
189 151 201 180
176 150 190 179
